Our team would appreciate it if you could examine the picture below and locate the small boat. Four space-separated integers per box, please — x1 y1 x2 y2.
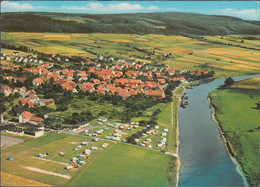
197 172 200 176
180 103 186 108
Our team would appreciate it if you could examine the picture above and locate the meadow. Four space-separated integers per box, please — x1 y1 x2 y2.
1 133 115 185
2 32 260 77
210 77 260 186
1 131 177 186
69 143 170 186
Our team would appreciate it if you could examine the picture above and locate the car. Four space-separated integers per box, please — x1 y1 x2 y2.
24 139 28 142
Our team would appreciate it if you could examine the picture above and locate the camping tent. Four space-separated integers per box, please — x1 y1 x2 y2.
6 157 14 161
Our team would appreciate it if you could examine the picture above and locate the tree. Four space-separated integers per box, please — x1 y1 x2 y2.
224 77 234 87
256 102 260 110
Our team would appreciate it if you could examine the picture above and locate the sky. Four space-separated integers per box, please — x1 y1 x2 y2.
1 1 260 20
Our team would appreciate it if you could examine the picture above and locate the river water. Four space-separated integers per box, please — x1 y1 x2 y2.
178 74 259 187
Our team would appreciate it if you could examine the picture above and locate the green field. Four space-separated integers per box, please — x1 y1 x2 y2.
210 78 260 186
2 32 260 77
1 131 177 186
1 133 115 185
69 143 170 186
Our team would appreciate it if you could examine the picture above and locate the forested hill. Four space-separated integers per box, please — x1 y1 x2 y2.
2 12 260 36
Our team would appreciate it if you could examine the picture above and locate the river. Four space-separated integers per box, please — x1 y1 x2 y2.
178 74 259 187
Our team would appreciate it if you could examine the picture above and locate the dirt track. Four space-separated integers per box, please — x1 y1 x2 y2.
21 165 71 179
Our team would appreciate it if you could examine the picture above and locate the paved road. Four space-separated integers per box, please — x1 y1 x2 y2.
1 135 24 148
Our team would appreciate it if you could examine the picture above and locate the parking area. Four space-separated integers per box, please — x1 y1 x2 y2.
1 135 24 148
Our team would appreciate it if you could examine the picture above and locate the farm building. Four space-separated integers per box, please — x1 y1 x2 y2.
39 98 55 106
0 123 44 137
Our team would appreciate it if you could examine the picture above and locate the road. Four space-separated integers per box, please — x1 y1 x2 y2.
1 135 24 148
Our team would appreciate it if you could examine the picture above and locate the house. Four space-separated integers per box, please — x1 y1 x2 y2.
146 90 165 98
1 114 4 124
169 77 186 82
19 99 34 107
167 68 175 75
33 78 44 86
28 94 40 103
19 111 43 124
39 99 55 106
118 91 130 98
97 54 104 60
1 86 12 96
13 51 19 56
13 86 27 94
19 111 34 123
6 56 11 60
158 79 166 84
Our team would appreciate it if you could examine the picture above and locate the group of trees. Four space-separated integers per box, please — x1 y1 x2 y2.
0 92 21 113
65 111 94 125
2 12 260 35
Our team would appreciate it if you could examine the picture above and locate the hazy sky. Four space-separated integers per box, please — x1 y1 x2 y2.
1 1 259 20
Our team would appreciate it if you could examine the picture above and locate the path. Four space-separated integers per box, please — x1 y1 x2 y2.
21 165 71 179
32 156 68 166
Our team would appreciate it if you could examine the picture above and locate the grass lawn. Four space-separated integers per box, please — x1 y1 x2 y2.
69 143 170 186
210 78 260 186
1 132 114 186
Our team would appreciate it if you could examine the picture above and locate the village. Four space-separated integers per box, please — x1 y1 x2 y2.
1 50 212 151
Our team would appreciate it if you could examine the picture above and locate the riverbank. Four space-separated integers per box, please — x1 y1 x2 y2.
173 86 184 187
208 96 249 187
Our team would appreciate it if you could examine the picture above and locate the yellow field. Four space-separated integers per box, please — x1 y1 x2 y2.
108 39 132 43
7 33 43 37
3 32 260 77
44 34 71 40
231 77 260 90
151 35 191 42
151 26 167 29
26 41 44 47
0 172 52 186
1 48 31 56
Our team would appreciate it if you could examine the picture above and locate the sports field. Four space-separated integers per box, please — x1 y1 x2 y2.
210 77 260 186
2 32 260 77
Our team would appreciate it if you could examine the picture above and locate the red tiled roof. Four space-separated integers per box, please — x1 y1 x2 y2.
30 116 44 122
33 78 44 83
42 99 55 103
21 111 33 119
118 91 130 98
20 99 29 104
146 90 165 98
158 79 166 84
2 86 12 91
170 77 186 81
